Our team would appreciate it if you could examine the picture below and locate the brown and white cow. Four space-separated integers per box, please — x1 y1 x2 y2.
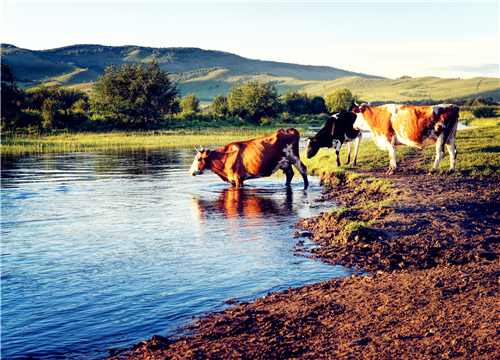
352 103 459 174
189 128 309 188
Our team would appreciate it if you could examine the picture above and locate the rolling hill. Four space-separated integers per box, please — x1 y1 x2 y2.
2 43 499 102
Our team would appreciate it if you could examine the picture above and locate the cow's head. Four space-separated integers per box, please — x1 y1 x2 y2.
305 137 320 159
305 114 339 159
352 102 371 131
189 145 211 176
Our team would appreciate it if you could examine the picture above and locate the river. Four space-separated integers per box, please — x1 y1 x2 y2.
1 147 355 359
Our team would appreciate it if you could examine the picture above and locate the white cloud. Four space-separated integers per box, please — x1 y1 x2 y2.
319 34 499 79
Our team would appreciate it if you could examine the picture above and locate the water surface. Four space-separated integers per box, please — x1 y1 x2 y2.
1 148 354 359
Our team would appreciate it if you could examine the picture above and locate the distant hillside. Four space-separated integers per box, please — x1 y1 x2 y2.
2 43 498 102
1 43 381 83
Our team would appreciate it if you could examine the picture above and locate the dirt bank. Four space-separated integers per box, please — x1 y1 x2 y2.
106 156 500 360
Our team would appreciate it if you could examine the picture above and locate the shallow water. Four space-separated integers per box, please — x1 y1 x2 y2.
1 148 356 359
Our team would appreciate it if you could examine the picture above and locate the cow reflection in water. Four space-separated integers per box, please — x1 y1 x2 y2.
191 187 295 225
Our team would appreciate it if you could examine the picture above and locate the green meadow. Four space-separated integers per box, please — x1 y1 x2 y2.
303 120 500 179
0 127 290 154
35 67 500 103
4 119 499 180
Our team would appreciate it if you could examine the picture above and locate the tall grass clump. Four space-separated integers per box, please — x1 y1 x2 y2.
1 127 295 154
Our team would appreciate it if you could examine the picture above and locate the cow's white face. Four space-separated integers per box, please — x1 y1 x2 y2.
352 107 371 131
189 149 211 176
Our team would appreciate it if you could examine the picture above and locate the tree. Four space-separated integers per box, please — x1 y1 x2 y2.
180 93 200 114
281 90 311 115
1 56 25 131
90 60 178 129
24 84 89 111
310 96 327 114
472 97 485 107
227 81 281 124
41 98 62 129
211 93 229 116
324 87 354 113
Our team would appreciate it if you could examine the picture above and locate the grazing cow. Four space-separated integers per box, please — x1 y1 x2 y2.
189 128 309 189
351 103 459 174
305 112 362 166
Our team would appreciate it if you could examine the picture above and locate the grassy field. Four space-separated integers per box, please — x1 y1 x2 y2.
129 73 500 102
0 127 294 154
3 118 499 180
302 120 500 179
17 66 499 103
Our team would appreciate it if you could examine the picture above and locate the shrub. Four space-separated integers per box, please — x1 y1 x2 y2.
472 106 497 118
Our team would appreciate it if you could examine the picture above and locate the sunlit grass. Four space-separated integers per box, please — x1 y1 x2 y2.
1 127 298 154
302 138 418 176
302 125 500 179
420 126 500 178
466 117 500 127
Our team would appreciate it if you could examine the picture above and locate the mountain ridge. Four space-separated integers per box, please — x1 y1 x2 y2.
2 43 498 102
1 43 383 82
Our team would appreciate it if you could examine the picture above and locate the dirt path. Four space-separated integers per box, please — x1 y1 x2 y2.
106 155 500 360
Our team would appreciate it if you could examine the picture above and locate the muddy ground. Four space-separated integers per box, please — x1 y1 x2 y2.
107 156 500 360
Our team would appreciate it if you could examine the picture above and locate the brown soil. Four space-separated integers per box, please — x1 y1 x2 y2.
106 155 500 360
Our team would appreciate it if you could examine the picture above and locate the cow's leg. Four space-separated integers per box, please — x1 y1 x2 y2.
333 140 342 167
352 132 362 166
288 144 309 189
345 141 353 165
387 145 397 175
284 165 294 187
429 135 445 174
290 159 308 189
445 130 458 174
234 173 245 188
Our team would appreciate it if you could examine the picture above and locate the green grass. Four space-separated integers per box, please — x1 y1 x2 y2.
177 74 500 103
420 125 500 178
0 127 290 154
303 122 500 179
466 117 500 127
302 139 418 176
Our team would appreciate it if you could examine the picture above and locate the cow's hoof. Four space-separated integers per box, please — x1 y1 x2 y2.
428 169 436 175
386 169 395 175
447 169 455 175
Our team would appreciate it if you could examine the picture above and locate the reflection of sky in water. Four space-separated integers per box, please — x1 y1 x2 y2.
1 149 353 360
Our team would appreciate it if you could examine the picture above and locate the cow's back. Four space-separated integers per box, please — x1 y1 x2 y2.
388 105 459 147
332 112 358 139
233 129 300 176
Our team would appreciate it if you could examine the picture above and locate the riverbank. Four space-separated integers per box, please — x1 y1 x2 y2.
105 149 500 359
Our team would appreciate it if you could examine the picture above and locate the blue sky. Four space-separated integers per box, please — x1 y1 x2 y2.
2 1 499 79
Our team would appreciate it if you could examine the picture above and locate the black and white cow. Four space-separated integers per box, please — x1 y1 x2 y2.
305 112 362 166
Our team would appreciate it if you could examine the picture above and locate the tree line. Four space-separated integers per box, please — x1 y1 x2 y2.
2 58 498 135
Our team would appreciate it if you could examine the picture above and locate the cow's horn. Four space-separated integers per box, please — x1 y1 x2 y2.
199 144 205 152
194 145 201 153
354 101 359 106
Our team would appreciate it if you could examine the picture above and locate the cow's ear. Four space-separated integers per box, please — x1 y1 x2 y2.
205 149 211 155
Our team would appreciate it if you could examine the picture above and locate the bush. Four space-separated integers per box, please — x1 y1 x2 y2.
472 106 497 118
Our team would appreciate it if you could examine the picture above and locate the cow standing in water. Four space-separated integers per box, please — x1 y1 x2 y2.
305 112 362 166
189 128 309 189
352 103 459 174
